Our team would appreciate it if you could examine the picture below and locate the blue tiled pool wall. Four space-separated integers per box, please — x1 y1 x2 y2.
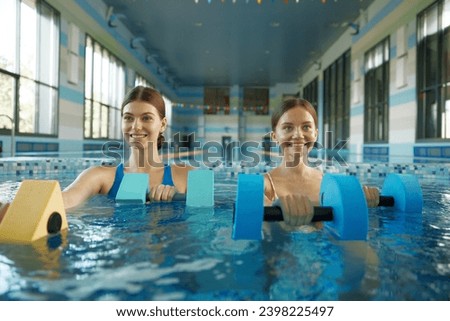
0 158 111 177
0 158 449 183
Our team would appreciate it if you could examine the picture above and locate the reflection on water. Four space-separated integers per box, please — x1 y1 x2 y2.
0 173 449 300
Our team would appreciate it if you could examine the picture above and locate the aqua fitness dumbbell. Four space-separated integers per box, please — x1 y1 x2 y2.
115 169 214 207
378 174 423 212
232 173 369 241
0 180 68 244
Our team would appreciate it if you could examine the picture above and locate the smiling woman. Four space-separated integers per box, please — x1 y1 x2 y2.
263 98 379 227
62 86 193 209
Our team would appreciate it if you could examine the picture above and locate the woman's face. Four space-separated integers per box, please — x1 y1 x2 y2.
122 100 166 149
272 106 318 155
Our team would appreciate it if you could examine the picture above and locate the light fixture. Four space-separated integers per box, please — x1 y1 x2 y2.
348 22 359 35
130 37 145 49
106 6 126 28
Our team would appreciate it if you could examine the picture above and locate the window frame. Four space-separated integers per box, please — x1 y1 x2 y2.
0 0 60 138
364 38 390 144
323 50 351 146
84 34 125 140
416 0 450 141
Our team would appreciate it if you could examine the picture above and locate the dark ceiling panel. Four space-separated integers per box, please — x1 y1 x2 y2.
102 0 374 87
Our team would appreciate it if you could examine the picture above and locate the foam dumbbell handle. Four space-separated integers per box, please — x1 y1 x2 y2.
263 206 334 222
147 193 186 202
378 196 394 207
172 193 186 201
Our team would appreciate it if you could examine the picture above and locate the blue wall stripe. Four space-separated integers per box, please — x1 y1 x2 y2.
205 127 238 133
243 127 270 134
353 0 403 43
351 104 364 116
408 33 416 49
60 86 84 105
390 88 416 106
78 44 85 57
61 32 68 48
391 46 397 59
172 107 203 115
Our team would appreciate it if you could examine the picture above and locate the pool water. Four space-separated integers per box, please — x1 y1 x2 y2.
0 171 449 300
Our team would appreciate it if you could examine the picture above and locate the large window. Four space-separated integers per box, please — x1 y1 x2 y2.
364 38 390 143
323 50 351 144
204 87 230 114
417 0 450 140
303 77 318 110
84 35 125 139
243 87 269 115
0 0 59 136
135 73 153 88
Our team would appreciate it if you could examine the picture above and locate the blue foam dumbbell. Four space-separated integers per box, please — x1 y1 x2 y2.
115 169 214 207
379 174 423 212
232 173 369 241
116 173 149 204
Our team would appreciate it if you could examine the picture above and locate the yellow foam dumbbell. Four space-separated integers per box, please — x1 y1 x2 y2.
0 180 68 244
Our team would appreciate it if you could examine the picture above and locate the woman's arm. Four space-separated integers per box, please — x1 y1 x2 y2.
62 166 113 209
362 185 380 208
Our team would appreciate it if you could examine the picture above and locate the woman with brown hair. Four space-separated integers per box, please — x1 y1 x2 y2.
62 86 192 209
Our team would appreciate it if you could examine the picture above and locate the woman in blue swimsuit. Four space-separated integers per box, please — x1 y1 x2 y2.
62 86 193 209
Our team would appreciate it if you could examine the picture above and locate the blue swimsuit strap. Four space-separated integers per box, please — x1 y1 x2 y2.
162 164 175 186
108 163 124 199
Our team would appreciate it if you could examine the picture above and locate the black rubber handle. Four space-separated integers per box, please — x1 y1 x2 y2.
172 193 186 201
146 193 186 202
378 195 394 207
263 206 334 222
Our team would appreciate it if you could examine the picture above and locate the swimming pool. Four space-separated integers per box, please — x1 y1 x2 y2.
0 159 449 300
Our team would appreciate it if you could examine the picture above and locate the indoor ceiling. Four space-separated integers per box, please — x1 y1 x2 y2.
101 0 375 88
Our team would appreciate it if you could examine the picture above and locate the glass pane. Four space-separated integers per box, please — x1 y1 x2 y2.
117 65 125 106
425 33 439 87
426 4 439 37
425 90 438 138
101 104 108 138
101 51 110 105
37 84 57 134
92 101 101 138
374 45 383 67
384 38 390 62
443 86 450 139
109 107 118 139
84 99 92 138
20 0 37 79
444 0 450 29
39 2 59 86
92 43 102 102
85 37 93 100
443 28 450 84
0 72 16 129
0 0 17 72
18 77 36 133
